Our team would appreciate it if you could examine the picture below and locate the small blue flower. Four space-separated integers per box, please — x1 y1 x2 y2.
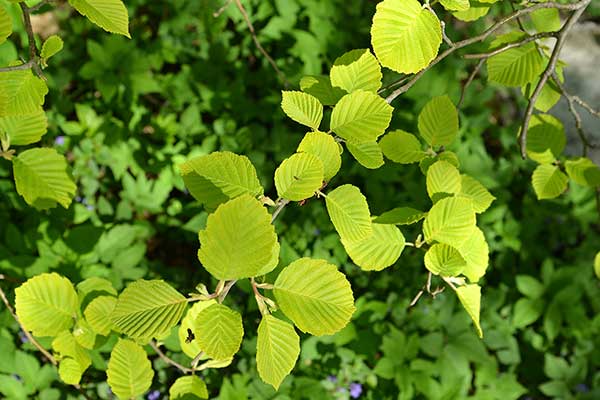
54 136 65 146
327 375 337 383
86 204 94 211
349 382 363 398
147 390 161 400
18 330 28 343
575 383 589 393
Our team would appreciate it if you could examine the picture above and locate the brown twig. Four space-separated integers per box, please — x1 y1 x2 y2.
519 0 591 159
213 0 233 17
150 341 194 374
0 284 57 365
233 0 288 86
463 32 557 59
409 272 445 308
271 198 290 222
28 0 53 13
458 58 485 108
0 60 35 73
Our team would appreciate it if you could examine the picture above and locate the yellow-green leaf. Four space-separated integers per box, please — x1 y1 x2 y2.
346 140 384 169
107 339 154 399
440 0 469 11
0 108 47 146
297 131 341 182
178 300 216 358
58 358 84 385
330 49 382 93
423 197 476 248
274 152 324 201
325 184 373 242
418 95 459 147
274 258 355 336
84 295 117 336
487 32 545 87
195 303 244 360
52 331 92 373
594 252 600 280
379 130 427 164
0 68 48 117
169 375 209 400
68 0 130 38
299 75 345 106
457 227 489 283
424 243 466 277
525 114 565 164
40 35 64 67
256 315 300 390
0 3 12 45
281 91 323 130
426 160 461 200
530 8 561 33
373 207 427 225
459 175 495 213
456 284 483 338
531 164 568 200
453 2 490 22
341 223 405 271
565 157 600 187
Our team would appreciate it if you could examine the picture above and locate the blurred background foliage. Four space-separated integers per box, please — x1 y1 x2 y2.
0 0 599 399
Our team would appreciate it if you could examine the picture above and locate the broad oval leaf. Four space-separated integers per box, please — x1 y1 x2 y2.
453 3 490 22
297 131 341 182
0 108 48 146
107 339 154 399
341 223 405 271
457 227 489 283
198 194 279 279
456 284 483 338
15 273 78 337
257 315 300 390
52 331 92 371
274 152 324 201
346 140 384 169
330 90 393 143
423 197 476 248
84 296 117 336
371 0 442 74
531 164 568 200
526 114 566 164
110 280 188 340
13 148 76 209
0 68 47 116
58 358 84 385
440 0 469 11
299 75 345 106
424 243 466 277
68 0 130 38
40 35 64 67
169 376 209 400
426 160 461 200
178 299 216 358
373 207 427 225
487 32 545 87
565 157 600 187
179 151 263 211
281 91 323 130
195 303 244 360
459 175 495 213
274 258 355 336
0 4 12 45
522 68 563 112
419 151 460 175
379 130 427 164
325 184 372 242
418 95 459 147
330 49 382 93
531 8 561 33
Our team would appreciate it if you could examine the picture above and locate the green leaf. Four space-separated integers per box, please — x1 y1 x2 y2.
77 277 117 301
107 339 154 400
198 194 279 280
325 184 373 242
52 331 91 376
169 376 209 400
424 244 466 277
15 273 78 337
330 49 382 93
521 68 563 112
512 298 544 329
487 32 545 86
68 0 130 38
346 140 384 169
0 3 12 45
84 296 117 336
256 315 300 390
459 175 495 213
0 108 47 146
530 8 561 33
179 300 216 358
426 160 461 200
456 284 483 338
110 280 188 340
40 35 64 67
58 358 84 385
274 258 355 336
379 130 427 164
179 151 263 211
423 197 476 248
330 90 393 143
0 69 48 117
453 2 490 22
13 148 76 209
274 152 324 201
418 95 459 147
299 75 345 106
195 303 244 360
594 252 600 280
525 114 565 164
515 275 545 299
457 227 489 283
73 319 96 349
565 157 600 187
373 207 427 225
440 0 469 11
281 91 323 130
341 223 405 271
531 164 568 200
371 0 442 74
297 131 341 182
419 151 460 174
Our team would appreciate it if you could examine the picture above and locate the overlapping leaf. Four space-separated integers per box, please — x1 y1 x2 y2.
274 258 355 336
274 152 324 201
426 160 461 200
565 157 600 187
256 315 300 390
330 49 382 93
107 339 154 399
0 68 48 116
373 207 427 225
346 140 384 169
299 75 345 106
195 303 244 360
459 175 495 213
424 244 466 277
342 223 405 271
297 131 341 182
456 284 483 338
281 91 323 130
531 164 568 200
487 32 545 87
453 2 490 22
179 300 216 358
0 3 12 45
379 130 427 164
68 0 131 37
525 114 565 164
330 90 392 143
423 197 476 248
440 0 469 11
325 184 372 242
457 227 489 283
418 95 459 147
169 376 209 400
0 109 48 146
84 295 117 336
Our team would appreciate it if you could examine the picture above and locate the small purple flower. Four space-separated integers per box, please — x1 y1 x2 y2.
18 330 28 343
54 136 65 146
327 375 337 383
575 384 589 393
75 196 82 202
313 228 321 236
349 382 363 398
86 204 94 211
147 390 161 400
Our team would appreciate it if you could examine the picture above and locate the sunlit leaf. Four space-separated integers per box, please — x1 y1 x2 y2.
179 300 216 358
379 130 427 164
68 0 130 38
299 75 345 106
274 152 324 201
525 114 565 164
531 164 568 200
169 376 209 400
346 140 384 169
418 95 459 147
325 184 372 242
195 303 244 360
565 157 600 187
84 296 117 336
0 68 48 117
457 227 489 283
281 91 323 130
107 339 154 399
424 243 466 277
330 90 392 143
297 131 341 181
0 108 47 146
456 284 483 338
426 160 461 200
440 0 469 11
40 35 64 67
423 197 476 248
256 315 300 390
487 32 545 87
459 175 495 213
373 207 427 225
0 4 12 45
330 49 382 93
341 223 405 271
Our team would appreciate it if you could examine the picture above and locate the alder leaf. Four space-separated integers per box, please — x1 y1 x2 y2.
0 3 12 45
418 95 459 147
525 114 566 164
346 140 384 169
487 32 545 87
440 0 470 11
325 184 373 242
68 0 130 38
0 108 48 146
341 223 405 271
198 194 279 280
456 284 483 338
424 243 466 277
0 68 48 117
373 207 427 225
565 158 600 187
423 197 476 248
169 376 209 400
274 152 324 201
107 339 154 399
330 90 393 143
330 49 382 93
299 75 345 106
15 273 78 337
457 227 489 283
379 130 427 164
297 131 341 181
281 91 323 130
274 258 355 336
84 295 116 336
194 303 244 360
178 300 216 358
256 315 300 390
371 0 442 74
426 160 461 200
531 164 568 200
459 175 495 213
40 35 64 67
453 2 490 22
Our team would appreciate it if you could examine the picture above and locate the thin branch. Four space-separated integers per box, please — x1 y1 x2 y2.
233 0 288 86
0 284 57 365
0 60 35 73
213 0 232 17
572 96 600 118
458 58 484 108
149 341 194 374
519 0 591 159
463 32 557 59
271 199 290 222
28 0 53 13
385 0 592 103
